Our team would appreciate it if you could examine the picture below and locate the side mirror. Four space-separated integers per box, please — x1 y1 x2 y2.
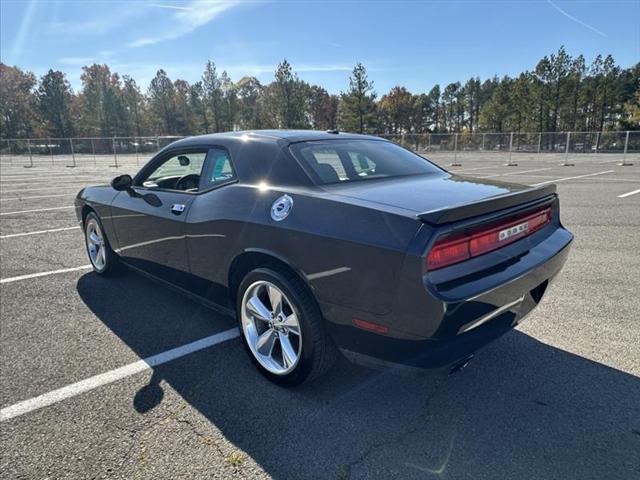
111 174 133 191
178 155 190 167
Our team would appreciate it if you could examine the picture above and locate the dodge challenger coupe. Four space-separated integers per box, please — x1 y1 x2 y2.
76 130 573 385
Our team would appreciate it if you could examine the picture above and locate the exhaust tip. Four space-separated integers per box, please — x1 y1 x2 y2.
449 355 474 375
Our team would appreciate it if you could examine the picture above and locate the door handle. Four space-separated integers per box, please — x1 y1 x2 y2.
171 203 186 215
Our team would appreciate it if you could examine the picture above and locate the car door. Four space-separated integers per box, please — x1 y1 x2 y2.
182 147 239 304
110 148 208 287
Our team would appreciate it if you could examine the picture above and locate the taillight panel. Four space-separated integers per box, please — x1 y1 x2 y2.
427 207 552 271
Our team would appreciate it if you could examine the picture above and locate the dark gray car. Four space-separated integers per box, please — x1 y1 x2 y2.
76 130 572 385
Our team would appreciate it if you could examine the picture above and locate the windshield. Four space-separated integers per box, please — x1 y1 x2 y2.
289 139 442 185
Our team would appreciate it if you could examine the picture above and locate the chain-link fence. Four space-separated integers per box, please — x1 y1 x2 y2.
379 131 638 154
0 131 638 169
379 131 638 165
0 136 185 168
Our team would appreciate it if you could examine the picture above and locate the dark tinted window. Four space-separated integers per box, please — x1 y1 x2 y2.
289 139 441 185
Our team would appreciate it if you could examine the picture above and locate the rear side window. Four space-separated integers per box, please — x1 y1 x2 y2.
200 148 237 190
289 139 441 185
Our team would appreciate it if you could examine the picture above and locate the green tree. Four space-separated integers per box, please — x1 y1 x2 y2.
309 86 338 130
173 79 196 135
479 77 513 132
339 63 376 133
189 81 209 133
78 64 128 136
442 82 461 132
220 70 238 131
0 64 37 139
427 85 441 132
202 61 223 132
379 86 415 134
236 76 264 129
271 60 308 129
36 69 75 138
148 69 177 134
122 76 145 137
464 78 481 132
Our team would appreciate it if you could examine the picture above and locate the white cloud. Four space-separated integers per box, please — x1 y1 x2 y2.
128 0 241 48
147 3 194 11
546 0 607 38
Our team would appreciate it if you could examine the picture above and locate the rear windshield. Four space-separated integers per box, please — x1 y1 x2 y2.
289 139 442 185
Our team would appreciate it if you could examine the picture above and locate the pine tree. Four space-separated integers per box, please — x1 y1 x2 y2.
202 61 223 132
339 63 377 133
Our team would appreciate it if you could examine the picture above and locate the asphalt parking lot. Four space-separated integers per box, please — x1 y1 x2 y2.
1 151 639 479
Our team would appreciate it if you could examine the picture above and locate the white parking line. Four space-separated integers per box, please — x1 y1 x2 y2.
480 167 552 178
0 186 81 194
450 165 502 173
0 328 240 422
0 175 104 180
531 170 614 186
0 226 80 239
1 193 75 201
0 265 91 284
0 180 101 187
0 205 75 216
618 187 640 198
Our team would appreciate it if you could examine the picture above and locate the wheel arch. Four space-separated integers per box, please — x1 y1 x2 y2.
80 204 96 224
227 249 316 306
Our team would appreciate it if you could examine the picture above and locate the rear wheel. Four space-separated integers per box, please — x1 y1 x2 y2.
84 212 120 275
237 268 336 385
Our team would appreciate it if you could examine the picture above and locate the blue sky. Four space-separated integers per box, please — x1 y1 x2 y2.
1 0 638 94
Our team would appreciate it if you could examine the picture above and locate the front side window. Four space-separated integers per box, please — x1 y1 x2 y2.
140 151 207 192
289 139 442 185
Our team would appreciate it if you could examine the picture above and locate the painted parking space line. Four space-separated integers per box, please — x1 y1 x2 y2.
0 265 91 284
0 205 75 216
0 328 240 422
0 226 81 239
531 170 614 186
0 186 86 194
449 165 503 173
479 167 552 178
1 193 76 201
618 187 640 198
0 175 110 181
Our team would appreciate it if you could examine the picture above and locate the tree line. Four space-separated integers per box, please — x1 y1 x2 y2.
1 46 638 140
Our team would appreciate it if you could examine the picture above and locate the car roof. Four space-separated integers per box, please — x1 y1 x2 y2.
169 129 387 148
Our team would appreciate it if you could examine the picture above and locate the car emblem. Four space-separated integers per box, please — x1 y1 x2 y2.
499 221 529 241
271 194 293 221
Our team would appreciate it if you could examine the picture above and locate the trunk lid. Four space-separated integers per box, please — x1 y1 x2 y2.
322 172 547 221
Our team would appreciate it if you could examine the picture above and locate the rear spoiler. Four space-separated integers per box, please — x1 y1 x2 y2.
417 184 557 225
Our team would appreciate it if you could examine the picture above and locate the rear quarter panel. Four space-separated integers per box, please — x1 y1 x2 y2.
185 184 421 316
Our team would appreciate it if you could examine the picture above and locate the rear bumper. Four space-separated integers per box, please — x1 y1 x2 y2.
332 228 572 369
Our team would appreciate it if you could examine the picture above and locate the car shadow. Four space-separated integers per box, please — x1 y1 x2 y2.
77 271 640 480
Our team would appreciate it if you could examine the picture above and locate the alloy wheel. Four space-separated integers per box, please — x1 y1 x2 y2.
240 280 302 375
85 218 106 271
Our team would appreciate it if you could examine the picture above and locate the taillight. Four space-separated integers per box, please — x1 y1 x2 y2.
426 235 470 270
427 207 551 270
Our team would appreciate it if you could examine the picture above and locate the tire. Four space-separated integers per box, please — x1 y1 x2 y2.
84 212 121 276
236 267 337 385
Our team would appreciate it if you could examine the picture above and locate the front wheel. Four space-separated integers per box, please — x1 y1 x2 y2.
237 268 337 385
84 212 120 275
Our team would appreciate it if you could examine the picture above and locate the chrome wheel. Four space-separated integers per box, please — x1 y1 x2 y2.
85 218 106 271
240 280 302 375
